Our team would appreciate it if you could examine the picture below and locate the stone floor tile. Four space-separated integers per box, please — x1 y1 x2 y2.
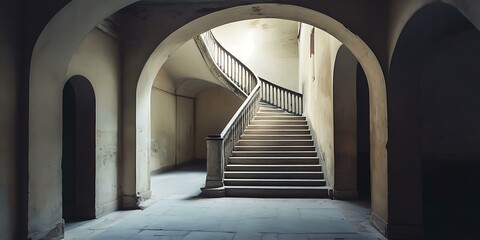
182 231 235 240
233 232 262 240
299 209 345 220
262 233 279 240
278 233 310 240
237 218 278 232
89 229 140 240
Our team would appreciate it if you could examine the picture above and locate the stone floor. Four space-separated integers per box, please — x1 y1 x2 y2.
65 164 386 240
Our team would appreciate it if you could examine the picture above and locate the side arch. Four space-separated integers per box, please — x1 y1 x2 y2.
388 2 478 238
62 75 96 221
332 45 359 199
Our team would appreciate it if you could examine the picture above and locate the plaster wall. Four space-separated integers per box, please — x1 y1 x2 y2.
195 87 243 159
150 87 176 172
212 19 299 91
299 24 342 188
176 97 195 165
150 68 196 172
66 28 121 216
0 2 19 239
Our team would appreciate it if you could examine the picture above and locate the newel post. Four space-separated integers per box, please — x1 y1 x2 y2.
201 134 226 197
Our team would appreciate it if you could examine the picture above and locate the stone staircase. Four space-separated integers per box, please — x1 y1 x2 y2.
224 102 329 197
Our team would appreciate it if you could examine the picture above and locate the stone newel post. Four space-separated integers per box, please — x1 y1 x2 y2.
201 134 226 197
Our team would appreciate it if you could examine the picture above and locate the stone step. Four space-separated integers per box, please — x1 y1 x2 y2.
231 151 317 157
225 164 322 171
244 129 311 135
247 125 309 130
224 178 326 186
258 105 285 112
256 112 295 117
240 135 312 141
224 171 324 179
250 120 307 126
228 157 319 165
225 186 329 198
254 116 306 121
237 139 313 146
234 146 315 151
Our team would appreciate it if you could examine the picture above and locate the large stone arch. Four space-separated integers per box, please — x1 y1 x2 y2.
135 3 388 234
387 2 479 238
29 1 388 238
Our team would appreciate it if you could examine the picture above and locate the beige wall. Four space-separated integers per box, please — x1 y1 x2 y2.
299 24 342 187
66 28 121 217
195 86 243 160
150 68 196 172
176 97 195 165
212 19 299 92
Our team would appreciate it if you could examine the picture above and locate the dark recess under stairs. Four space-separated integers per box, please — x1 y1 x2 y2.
224 102 329 198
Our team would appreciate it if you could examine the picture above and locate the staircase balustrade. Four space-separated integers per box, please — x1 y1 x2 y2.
197 30 304 196
260 78 303 115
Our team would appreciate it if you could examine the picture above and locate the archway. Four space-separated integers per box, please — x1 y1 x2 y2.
62 75 96 221
331 45 371 200
356 64 370 200
332 45 359 199
29 1 388 238
135 6 388 232
388 2 480 238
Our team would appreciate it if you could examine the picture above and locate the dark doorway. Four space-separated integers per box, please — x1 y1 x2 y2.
62 75 96 221
356 65 370 200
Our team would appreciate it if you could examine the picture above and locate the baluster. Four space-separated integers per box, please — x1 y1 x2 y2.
267 84 270 104
235 63 238 84
295 95 299 114
273 87 276 106
275 88 278 107
289 93 292 113
242 70 246 92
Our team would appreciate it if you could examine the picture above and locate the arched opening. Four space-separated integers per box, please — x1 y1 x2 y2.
356 64 370 200
29 1 388 238
331 45 372 201
136 6 388 230
389 2 480 238
333 45 360 200
62 75 96 221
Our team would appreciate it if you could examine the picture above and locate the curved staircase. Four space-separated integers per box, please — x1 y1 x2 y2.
196 31 329 198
